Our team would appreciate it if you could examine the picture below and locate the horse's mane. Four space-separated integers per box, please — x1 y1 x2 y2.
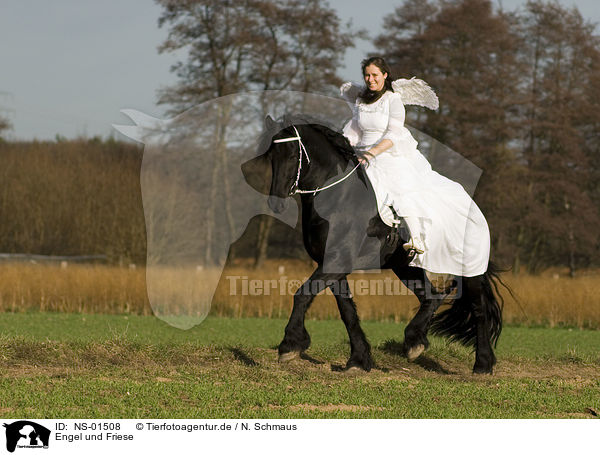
307 123 359 162
279 114 366 162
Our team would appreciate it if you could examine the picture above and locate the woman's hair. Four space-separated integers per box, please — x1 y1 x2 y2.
359 56 394 104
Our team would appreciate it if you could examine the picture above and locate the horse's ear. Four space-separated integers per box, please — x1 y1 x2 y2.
264 115 277 130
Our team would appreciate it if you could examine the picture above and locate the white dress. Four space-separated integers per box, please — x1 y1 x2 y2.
342 86 490 277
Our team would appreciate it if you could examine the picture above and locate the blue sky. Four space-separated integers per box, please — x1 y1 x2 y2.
0 0 598 140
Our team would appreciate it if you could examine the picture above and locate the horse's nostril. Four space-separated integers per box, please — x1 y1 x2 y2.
268 195 287 213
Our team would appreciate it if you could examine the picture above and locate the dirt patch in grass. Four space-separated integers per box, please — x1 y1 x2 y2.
250 403 385 412
493 360 600 381
0 339 599 385
3 365 77 379
552 412 597 419
289 404 385 412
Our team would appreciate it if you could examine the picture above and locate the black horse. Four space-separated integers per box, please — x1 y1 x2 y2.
255 115 503 374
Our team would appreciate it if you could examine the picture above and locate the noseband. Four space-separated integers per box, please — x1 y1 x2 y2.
273 125 360 196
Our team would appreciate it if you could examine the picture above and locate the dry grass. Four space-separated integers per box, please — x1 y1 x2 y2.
501 269 600 329
0 261 598 328
0 263 150 315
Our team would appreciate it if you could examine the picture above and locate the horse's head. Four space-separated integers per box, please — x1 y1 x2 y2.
263 115 307 213
255 114 359 214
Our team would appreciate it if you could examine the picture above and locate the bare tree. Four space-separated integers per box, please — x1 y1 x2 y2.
0 117 10 136
0 91 13 138
516 0 600 274
155 0 360 266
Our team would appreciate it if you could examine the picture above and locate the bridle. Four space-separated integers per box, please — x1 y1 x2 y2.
272 125 361 196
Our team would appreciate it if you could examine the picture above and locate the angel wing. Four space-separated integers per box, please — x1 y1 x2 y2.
339 81 362 104
392 77 439 110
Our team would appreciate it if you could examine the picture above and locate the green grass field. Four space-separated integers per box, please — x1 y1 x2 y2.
0 313 598 418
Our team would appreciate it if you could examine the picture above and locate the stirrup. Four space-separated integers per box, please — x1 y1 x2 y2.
385 229 400 248
385 205 403 249
403 238 425 255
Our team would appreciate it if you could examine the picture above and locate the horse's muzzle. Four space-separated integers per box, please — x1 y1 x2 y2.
268 195 288 214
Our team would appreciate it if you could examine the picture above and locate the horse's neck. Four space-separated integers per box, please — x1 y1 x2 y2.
298 129 356 225
300 129 351 187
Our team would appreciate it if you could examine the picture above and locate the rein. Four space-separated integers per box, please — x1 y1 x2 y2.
273 125 361 196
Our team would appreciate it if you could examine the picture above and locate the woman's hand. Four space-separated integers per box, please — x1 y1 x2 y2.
362 139 394 164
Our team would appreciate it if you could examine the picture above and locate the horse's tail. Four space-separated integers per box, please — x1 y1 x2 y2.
482 262 506 347
430 261 507 348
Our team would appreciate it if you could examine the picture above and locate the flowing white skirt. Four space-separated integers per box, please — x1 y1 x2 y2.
362 130 490 277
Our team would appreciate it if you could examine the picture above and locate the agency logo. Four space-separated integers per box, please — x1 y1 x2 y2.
3 421 50 452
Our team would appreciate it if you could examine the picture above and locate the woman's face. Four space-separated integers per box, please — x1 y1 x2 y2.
364 64 387 92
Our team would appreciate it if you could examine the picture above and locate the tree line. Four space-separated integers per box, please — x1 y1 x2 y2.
376 0 600 274
154 0 600 274
1 0 598 274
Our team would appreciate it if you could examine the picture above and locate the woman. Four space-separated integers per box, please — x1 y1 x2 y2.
341 56 490 277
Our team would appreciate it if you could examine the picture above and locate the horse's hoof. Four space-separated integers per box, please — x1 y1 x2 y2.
345 366 364 374
278 351 300 363
472 365 494 375
406 344 425 362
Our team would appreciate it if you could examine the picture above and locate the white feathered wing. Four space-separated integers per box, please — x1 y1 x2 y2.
392 77 439 110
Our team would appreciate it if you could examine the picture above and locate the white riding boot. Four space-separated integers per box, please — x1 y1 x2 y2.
402 216 426 254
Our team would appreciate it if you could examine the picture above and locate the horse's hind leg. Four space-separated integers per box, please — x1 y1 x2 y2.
330 277 372 371
393 267 446 361
466 276 496 374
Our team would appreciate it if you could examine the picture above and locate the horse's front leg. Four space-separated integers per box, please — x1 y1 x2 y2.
278 267 327 361
330 276 373 371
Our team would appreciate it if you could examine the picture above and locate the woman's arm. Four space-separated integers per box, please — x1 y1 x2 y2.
359 139 392 164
